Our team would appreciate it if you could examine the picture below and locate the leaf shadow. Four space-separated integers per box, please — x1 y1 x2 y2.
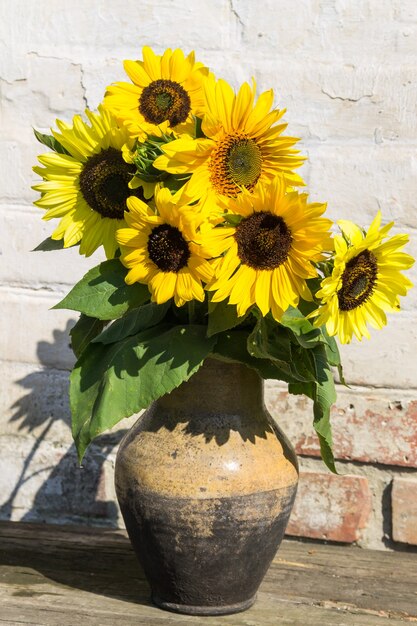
0 322 125 527
135 358 293 451
145 409 274 447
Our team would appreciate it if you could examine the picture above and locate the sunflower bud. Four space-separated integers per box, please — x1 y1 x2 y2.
132 134 174 183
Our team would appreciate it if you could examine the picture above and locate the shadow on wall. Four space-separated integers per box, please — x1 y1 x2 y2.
0 322 126 527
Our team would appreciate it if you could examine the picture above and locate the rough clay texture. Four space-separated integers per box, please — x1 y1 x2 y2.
0 1 416 550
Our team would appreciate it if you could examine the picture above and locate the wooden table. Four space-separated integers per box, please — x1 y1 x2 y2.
0 521 416 625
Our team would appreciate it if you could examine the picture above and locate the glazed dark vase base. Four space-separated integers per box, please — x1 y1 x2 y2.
119 486 294 615
152 594 257 616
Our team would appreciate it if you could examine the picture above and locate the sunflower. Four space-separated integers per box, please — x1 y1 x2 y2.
33 106 144 258
200 176 332 320
153 77 306 208
312 212 414 344
116 187 214 307
103 47 209 141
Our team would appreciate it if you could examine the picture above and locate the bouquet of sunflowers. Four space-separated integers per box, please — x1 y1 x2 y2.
32 47 414 471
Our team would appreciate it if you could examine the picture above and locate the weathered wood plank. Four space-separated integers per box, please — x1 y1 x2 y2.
0 589 415 626
0 521 416 625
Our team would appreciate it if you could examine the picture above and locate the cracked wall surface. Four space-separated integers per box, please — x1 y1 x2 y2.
0 0 416 549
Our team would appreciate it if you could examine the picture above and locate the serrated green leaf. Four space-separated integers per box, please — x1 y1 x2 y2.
195 116 205 138
289 345 337 473
290 346 317 382
207 298 246 337
321 327 347 385
247 316 292 362
53 259 150 320
93 301 170 345
32 237 70 252
163 174 191 193
310 344 337 473
321 327 340 366
213 329 298 383
279 307 327 349
223 213 242 226
70 324 216 461
288 381 314 398
279 307 315 334
33 129 70 155
247 317 314 383
70 315 107 358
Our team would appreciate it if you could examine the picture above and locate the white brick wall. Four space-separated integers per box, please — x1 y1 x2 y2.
1 0 416 547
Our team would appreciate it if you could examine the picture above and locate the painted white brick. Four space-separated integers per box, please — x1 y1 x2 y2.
0 142 35 203
306 144 417 229
0 288 76 368
27 53 87 117
338 311 417 390
1 59 86 143
0 205 104 288
232 0 417 61
1 0 238 62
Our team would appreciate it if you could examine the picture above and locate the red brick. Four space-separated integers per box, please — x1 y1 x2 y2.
286 471 372 543
392 477 417 545
267 387 417 467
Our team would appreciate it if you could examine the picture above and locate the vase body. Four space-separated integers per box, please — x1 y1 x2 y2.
115 359 298 615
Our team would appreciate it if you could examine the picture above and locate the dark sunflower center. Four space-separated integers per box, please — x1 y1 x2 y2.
139 79 191 127
78 147 143 219
338 249 378 311
147 224 190 272
234 211 292 270
209 133 263 197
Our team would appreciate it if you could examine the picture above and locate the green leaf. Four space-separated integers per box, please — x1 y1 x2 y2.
163 174 191 193
290 346 317 382
93 301 170 345
207 298 246 337
223 213 243 227
53 259 150 320
247 316 292 363
288 381 314 399
279 307 324 348
248 316 314 383
321 327 346 385
310 345 337 473
70 315 107 359
32 237 70 252
33 129 70 155
213 329 298 383
279 306 315 334
289 345 337 473
321 328 340 366
70 324 216 461
195 116 205 138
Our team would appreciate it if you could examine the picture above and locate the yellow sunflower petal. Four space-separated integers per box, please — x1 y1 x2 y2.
254 270 272 316
314 212 414 343
161 78 305 203
32 108 142 258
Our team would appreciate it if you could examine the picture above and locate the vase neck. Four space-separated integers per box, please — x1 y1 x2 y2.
155 358 263 416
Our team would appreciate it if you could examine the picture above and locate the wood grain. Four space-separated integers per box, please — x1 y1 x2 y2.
0 521 416 625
